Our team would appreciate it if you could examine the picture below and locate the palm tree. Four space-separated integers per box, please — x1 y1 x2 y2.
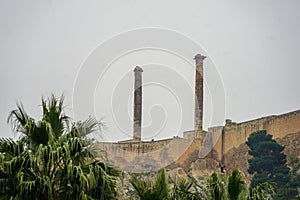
7 95 71 150
169 177 202 200
205 169 275 200
0 137 30 199
129 167 274 200
130 169 204 200
0 95 119 199
206 172 228 200
130 169 169 200
227 168 248 200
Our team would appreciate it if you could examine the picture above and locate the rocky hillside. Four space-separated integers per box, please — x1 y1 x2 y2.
165 131 300 183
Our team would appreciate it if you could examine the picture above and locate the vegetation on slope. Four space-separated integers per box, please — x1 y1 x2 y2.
129 168 274 200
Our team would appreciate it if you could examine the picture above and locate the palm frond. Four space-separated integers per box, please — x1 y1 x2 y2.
170 177 202 200
228 168 248 200
42 94 71 138
7 103 30 134
206 172 229 200
130 169 169 200
74 116 103 138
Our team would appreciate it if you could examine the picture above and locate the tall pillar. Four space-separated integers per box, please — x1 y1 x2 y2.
133 66 143 141
194 54 206 131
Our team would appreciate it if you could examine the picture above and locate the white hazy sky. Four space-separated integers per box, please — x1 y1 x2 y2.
1 0 300 141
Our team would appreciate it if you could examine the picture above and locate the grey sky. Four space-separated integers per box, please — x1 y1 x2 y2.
1 0 300 141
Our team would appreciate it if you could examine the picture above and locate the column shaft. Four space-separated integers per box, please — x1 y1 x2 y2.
133 66 143 140
194 54 206 131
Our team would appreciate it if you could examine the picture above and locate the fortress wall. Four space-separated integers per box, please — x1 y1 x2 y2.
222 118 267 156
263 110 300 139
99 138 174 155
98 137 194 171
220 110 300 160
207 126 223 161
97 110 300 171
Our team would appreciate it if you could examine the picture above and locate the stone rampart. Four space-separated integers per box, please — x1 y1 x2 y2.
208 109 300 162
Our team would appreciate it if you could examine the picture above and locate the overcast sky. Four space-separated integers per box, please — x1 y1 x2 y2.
1 0 300 141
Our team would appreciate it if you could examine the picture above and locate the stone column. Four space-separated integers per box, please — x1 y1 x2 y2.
133 66 143 141
194 54 206 131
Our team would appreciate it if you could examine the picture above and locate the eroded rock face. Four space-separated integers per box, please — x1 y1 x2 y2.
278 132 300 160
168 167 188 182
189 158 221 181
223 144 250 177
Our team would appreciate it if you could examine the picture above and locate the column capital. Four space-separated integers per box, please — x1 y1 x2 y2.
134 66 143 72
194 54 206 64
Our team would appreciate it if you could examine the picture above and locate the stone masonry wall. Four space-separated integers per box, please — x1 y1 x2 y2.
99 138 174 155
97 109 300 174
98 137 193 172
222 131 300 181
209 109 300 162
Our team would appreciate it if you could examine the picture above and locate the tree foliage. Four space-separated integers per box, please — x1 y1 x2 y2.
130 168 273 200
0 95 119 200
277 155 300 200
206 172 228 200
249 182 275 200
130 169 203 200
227 168 247 200
246 130 290 199
169 176 203 200
206 169 275 200
130 169 169 200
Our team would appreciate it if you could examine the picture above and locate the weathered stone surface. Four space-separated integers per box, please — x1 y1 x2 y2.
194 54 206 132
133 66 143 141
277 131 300 161
189 158 220 180
207 109 300 162
167 167 188 182
221 131 300 182
99 137 196 173
223 144 252 181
